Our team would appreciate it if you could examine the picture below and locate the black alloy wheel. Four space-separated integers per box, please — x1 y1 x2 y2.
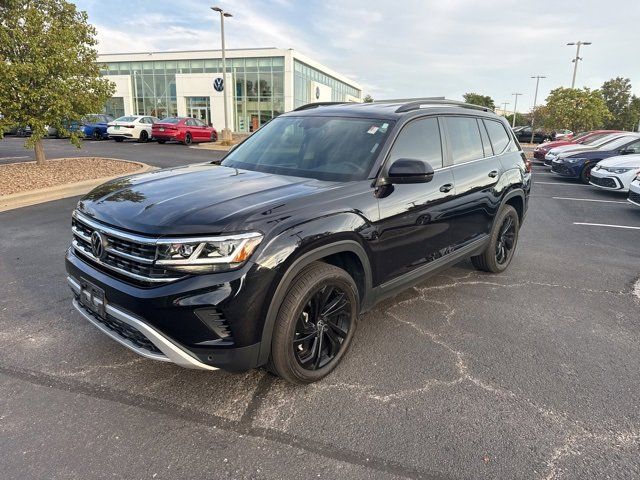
293 284 352 370
210 132 218 143
471 204 519 273
495 215 516 265
92 129 101 140
580 164 593 184
268 262 358 384
139 130 149 143
184 133 192 145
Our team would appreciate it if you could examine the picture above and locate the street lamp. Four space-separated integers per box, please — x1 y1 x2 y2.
567 41 591 89
530 75 546 143
211 6 233 145
511 93 522 128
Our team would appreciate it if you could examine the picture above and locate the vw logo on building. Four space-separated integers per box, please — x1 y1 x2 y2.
213 77 224 92
90 231 106 260
315 86 320 100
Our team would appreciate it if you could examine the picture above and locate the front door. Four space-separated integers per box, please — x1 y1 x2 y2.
374 116 456 285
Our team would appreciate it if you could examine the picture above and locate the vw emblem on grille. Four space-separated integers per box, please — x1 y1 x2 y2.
90 231 106 260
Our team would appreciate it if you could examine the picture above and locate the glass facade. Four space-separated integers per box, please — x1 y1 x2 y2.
99 54 361 132
293 60 360 109
100 56 286 133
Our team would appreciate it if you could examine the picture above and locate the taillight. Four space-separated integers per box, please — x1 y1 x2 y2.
522 153 532 173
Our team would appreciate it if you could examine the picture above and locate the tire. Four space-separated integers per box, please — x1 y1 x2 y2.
114 137 124 142
138 130 149 143
268 261 359 384
210 132 218 142
92 129 101 140
580 164 593 184
184 133 192 145
157 140 166 144
471 205 519 274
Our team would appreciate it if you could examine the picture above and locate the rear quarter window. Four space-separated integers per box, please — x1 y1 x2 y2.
484 120 511 154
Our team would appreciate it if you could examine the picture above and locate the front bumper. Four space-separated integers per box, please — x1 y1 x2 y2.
65 247 278 371
551 161 581 178
589 170 624 190
628 181 640 206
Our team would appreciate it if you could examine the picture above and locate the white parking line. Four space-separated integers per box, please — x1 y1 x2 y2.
574 222 640 230
553 197 628 204
535 181 588 186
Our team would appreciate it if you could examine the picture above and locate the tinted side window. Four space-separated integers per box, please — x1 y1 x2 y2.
185 118 196 126
478 119 493 157
443 117 484 164
484 120 510 154
388 117 443 169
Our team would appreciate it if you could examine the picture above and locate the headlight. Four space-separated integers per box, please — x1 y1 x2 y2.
155 232 263 273
606 167 632 174
565 157 585 164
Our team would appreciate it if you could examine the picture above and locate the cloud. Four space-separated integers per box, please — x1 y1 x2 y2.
78 0 640 111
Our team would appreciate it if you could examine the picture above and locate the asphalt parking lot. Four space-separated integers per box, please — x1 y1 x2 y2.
1 139 639 479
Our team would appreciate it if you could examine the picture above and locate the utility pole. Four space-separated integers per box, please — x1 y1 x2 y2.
501 102 510 117
567 41 591 89
511 93 522 128
211 6 233 145
530 75 546 143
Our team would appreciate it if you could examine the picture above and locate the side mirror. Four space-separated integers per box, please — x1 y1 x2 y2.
387 158 434 184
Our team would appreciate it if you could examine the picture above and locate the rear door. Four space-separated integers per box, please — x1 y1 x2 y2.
443 116 503 251
374 116 457 284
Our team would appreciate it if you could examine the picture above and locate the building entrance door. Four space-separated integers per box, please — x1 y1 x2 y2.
186 97 211 126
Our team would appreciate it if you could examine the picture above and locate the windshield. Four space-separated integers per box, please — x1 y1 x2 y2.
83 115 101 123
157 117 181 124
221 116 394 181
115 116 138 123
598 135 638 150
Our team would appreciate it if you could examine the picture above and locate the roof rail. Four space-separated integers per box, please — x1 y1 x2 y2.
394 98 491 113
293 102 346 111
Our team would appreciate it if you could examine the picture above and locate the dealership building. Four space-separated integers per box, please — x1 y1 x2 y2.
98 48 362 133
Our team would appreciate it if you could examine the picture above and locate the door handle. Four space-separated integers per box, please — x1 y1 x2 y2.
439 183 453 193
488 170 499 178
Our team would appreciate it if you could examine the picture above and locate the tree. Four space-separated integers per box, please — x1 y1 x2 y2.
363 94 374 103
600 77 640 130
463 93 495 110
543 87 611 133
0 0 114 164
504 112 527 127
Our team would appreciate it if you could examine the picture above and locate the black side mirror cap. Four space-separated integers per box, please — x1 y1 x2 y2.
387 158 435 184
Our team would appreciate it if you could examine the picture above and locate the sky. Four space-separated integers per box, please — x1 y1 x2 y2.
73 0 640 112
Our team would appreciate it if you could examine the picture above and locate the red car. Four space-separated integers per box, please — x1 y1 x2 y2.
532 130 621 160
152 117 218 145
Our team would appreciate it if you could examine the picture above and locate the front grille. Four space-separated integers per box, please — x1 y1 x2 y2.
71 212 183 286
629 190 640 205
551 163 570 175
590 175 617 188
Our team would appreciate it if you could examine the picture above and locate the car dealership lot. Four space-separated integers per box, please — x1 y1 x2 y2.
0 144 639 479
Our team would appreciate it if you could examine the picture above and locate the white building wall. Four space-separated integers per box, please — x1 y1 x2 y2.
175 73 233 130
104 74 133 115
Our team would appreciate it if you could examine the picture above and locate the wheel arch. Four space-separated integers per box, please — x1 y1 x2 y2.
500 187 526 224
256 239 373 366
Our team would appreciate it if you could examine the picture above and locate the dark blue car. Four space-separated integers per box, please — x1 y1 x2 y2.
550 134 640 183
71 114 114 140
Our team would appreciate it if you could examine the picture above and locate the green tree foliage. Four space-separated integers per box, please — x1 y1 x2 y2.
504 112 527 127
543 87 611 132
600 77 640 131
0 0 114 164
462 93 495 110
363 94 374 103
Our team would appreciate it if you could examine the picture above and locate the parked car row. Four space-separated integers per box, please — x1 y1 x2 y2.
3 115 218 146
534 130 640 206
512 126 571 144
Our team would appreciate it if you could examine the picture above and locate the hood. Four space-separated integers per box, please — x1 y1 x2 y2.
596 154 640 168
76 163 347 235
537 140 572 151
549 144 593 156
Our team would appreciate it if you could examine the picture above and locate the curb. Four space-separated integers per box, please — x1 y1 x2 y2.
0 158 154 213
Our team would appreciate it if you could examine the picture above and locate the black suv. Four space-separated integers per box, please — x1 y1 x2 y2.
66 99 531 384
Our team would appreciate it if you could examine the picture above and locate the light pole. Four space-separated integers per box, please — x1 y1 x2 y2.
530 75 546 143
511 93 522 128
501 102 510 117
211 6 233 144
567 41 591 89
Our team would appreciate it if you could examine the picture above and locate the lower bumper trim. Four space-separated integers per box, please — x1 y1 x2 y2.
68 276 218 371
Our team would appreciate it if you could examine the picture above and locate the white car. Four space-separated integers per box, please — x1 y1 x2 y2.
544 133 635 166
554 129 573 140
590 154 640 192
628 176 640 206
107 115 158 142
